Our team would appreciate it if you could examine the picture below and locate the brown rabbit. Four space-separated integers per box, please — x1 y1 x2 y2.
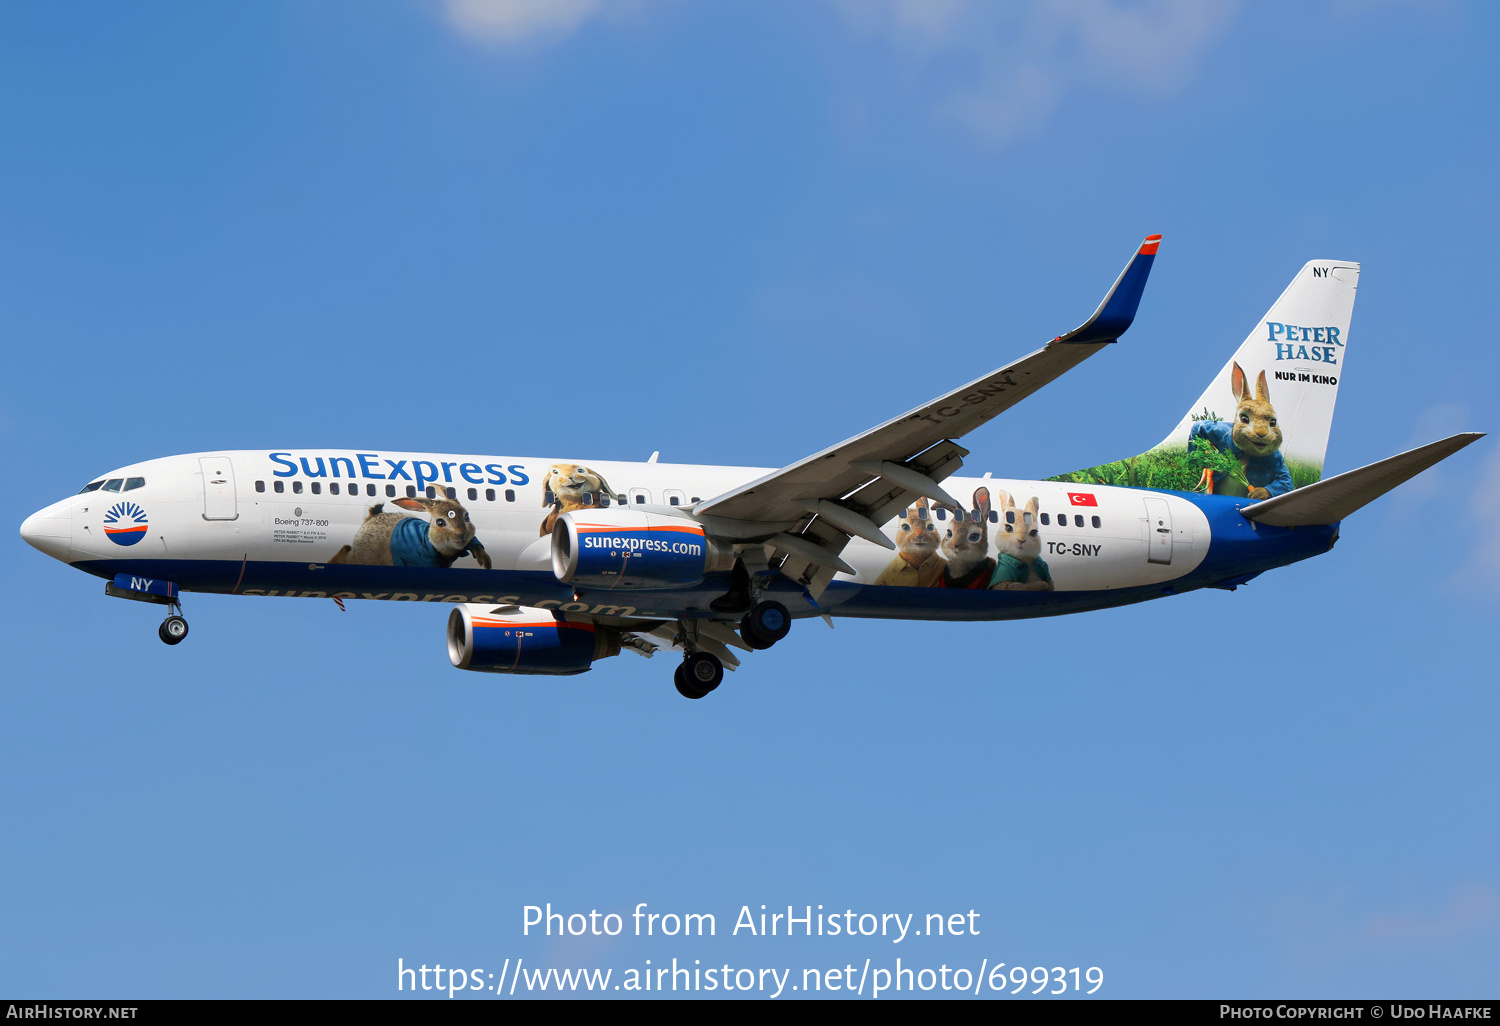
872 496 946 587
540 463 616 537
329 494 491 569
939 487 996 588
1191 361 1292 500
988 491 1053 591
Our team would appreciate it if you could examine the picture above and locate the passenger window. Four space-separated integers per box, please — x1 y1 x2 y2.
505 489 516 502
1056 512 1066 525
467 488 478 501
664 489 686 508
1074 514 1084 528
485 488 495 502
616 494 627 505
124 478 145 491
102 479 123 492
330 483 340 495
78 481 105 494
633 491 649 505
445 487 456 500
598 494 611 507
386 485 396 497
292 481 303 494
989 510 998 524
407 486 417 498
1005 510 1015 525
1040 513 1050 526
367 484 377 497
310 482 321 495
690 496 700 504
669 496 680 506
255 480 266 493
1092 515 1101 529
274 481 285 493
935 508 947 521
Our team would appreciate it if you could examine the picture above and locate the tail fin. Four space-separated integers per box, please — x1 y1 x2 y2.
1050 259 1360 495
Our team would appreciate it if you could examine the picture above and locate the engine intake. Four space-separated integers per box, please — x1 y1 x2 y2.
551 509 726 589
447 604 621 675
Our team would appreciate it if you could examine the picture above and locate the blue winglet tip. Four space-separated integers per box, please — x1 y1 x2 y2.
1058 234 1161 344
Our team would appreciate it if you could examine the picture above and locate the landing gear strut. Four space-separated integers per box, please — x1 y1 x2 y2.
739 600 790 650
674 652 723 699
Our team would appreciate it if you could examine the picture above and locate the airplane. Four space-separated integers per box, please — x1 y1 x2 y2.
19 236 1485 699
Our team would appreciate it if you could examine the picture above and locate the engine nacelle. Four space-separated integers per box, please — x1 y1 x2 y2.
447 604 621 675
551 509 727 589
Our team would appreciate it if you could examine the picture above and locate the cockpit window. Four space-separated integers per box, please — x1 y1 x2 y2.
78 481 105 494
101 479 124 492
123 477 145 491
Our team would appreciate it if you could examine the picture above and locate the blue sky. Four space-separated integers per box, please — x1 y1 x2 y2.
2 0 1497 999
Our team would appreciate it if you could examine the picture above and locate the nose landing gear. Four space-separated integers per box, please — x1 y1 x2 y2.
159 614 189 645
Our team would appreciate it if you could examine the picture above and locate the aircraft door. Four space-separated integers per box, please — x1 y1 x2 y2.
1144 496 1172 564
200 457 239 521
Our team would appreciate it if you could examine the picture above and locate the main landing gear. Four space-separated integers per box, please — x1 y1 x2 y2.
674 652 723 700
739 600 790 650
672 600 793 700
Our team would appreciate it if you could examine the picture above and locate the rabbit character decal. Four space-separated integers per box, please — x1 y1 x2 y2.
540 463 617 537
329 494 491 569
988 491 1053 591
939 487 996 589
872 496 946 587
1190 361 1294 500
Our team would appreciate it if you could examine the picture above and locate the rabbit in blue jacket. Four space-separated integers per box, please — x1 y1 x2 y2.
329 494 490 569
1190 361 1293 500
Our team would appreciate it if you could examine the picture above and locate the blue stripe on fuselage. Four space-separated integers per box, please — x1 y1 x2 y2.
74 493 1337 620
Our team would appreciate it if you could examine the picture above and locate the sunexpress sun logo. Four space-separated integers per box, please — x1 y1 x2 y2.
103 501 148 546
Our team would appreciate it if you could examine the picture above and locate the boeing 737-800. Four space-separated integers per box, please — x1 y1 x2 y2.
19 237 1484 698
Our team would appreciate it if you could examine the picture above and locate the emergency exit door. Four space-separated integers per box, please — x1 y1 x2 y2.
200 457 238 520
1143 496 1172 565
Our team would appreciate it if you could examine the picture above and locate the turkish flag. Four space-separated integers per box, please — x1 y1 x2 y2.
1067 492 1098 506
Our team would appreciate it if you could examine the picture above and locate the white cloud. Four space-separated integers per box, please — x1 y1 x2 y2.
1470 443 1500 585
443 0 605 45
1362 884 1500 944
834 0 1241 144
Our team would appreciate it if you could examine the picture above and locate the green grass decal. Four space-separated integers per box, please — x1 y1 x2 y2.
1047 446 1323 493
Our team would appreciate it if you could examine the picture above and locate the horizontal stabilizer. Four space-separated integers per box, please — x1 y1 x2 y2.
1240 432 1485 527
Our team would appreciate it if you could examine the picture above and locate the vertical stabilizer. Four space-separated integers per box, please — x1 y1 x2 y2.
1050 260 1359 497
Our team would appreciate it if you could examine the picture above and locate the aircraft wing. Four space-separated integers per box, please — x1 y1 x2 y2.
692 235 1161 593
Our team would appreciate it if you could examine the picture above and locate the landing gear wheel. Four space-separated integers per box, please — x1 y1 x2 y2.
159 615 189 646
740 600 790 649
674 664 707 700
683 652 723 693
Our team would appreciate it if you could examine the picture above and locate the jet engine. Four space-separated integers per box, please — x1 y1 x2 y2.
447 604 623 675
550 509 732 589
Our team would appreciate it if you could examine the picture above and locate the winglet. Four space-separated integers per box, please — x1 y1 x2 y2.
1055 234 1161 345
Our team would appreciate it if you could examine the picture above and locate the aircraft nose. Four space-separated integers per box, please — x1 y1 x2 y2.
20 499 72 562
